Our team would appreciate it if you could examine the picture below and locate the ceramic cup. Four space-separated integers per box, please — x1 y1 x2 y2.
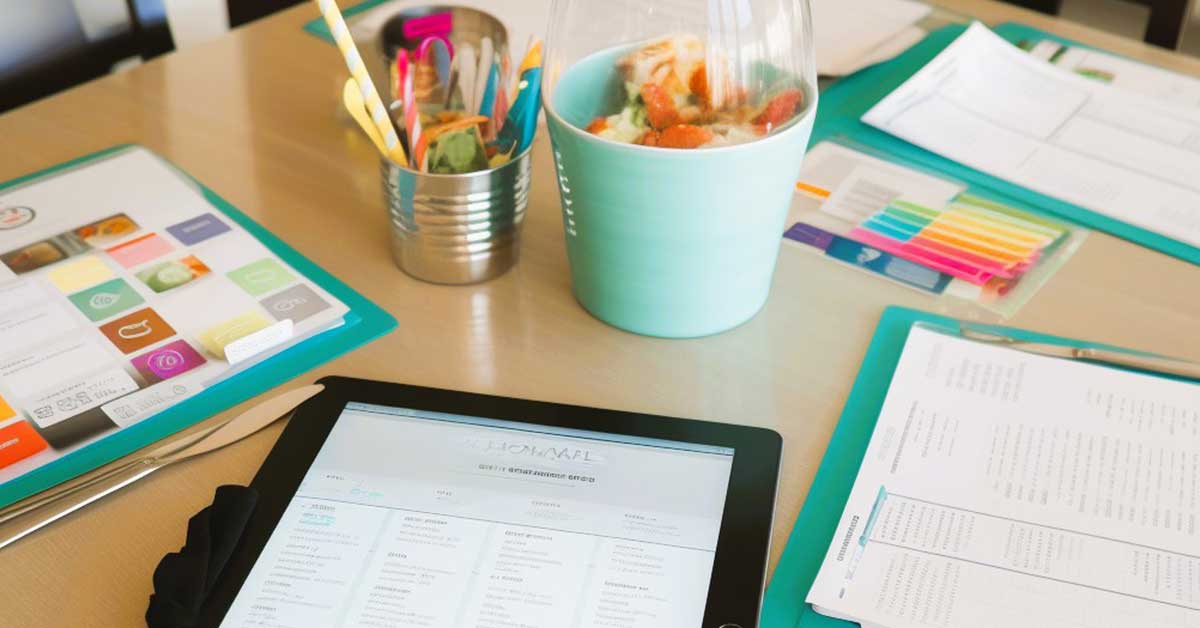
545 48 816 338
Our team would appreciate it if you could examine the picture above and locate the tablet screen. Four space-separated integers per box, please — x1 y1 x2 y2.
220 401 735 627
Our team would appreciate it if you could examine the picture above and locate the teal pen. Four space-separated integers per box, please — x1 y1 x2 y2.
492 65 542 155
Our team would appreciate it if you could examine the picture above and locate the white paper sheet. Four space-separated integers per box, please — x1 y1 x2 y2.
807 325 1200 628
1027 39 1200 108
863 23 1200 250
813 0 932 76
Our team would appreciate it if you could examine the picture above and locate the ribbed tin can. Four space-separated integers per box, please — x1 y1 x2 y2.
381 148 532 284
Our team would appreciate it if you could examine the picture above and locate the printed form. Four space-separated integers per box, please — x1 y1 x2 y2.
808 326 1200 628
863 23 1200 250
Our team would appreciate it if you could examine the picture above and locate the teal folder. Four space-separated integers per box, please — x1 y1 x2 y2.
810 22 1200 266
759 304 1197 628
0 145 397 509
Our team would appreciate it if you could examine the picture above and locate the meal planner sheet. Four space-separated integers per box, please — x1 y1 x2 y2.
0 147 348 486
863 23 1200 251
807 326 1200 627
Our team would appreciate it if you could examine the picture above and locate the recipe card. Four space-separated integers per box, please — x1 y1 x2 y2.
0 147 349 484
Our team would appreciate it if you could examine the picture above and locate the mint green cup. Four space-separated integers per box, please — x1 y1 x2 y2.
545 49 817 338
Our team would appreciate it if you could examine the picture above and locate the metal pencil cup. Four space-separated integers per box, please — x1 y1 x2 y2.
382 149 533 285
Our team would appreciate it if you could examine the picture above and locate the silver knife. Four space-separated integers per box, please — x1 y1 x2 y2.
0 383 324 551
958 325 1200 380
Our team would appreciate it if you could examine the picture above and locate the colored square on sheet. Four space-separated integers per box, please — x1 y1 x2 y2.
167 213 231 245
47 256 115 293
130 339 206 383
198 310 273 360
1 241 65 274
1 237 78 274
106 233 174 269
74 213 139 247
260 284 331 323
67 278 145 322
228 258 294 297
0 421 48 469
136 255 211 293
98 307 176 354
0 395 13 421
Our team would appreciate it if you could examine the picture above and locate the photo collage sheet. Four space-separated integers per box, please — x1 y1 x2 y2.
0 147 348 487
786 140 1086 317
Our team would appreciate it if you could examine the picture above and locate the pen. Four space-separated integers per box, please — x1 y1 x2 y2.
958 325 1200 380
492 40 543 157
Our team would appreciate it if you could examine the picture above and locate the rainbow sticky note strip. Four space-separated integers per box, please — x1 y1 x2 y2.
849 195 1067 285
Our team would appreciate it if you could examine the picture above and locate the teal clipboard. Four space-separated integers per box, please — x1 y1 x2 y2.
810 22 1200 266
0 144 397 509
303 0 392 43
760 304 1197 628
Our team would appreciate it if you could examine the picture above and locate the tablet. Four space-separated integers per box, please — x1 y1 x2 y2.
200 377 783 628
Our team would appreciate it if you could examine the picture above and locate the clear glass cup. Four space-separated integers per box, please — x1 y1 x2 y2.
542 0 818 338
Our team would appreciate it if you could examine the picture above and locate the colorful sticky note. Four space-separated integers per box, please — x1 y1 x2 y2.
0 395 14 421
136 255 211 293
131 339 206 383
98 307 176 354
849 227 995 284
853 194 1068 286
68 278 145 322
260 284 331 323
166 213 231 245
46 256 114 293
0 421 48 469
228 259 294 297
783 222 835 251
198 310 273 360
106 233 175 269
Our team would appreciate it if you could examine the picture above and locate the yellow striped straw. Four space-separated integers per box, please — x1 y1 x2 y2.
314 0 408 165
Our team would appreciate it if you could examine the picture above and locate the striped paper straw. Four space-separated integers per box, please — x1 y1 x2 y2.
314 0 408 165
402 68 423 169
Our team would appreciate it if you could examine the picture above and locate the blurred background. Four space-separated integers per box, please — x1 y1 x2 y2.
0 0 303 113
0 0 1197 114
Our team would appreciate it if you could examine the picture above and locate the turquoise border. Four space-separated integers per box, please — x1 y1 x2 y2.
0 144 397 508
808 22 1200 266
303 0 393 43
761 305 1198 628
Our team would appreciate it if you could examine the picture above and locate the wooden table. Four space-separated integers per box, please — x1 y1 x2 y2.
1 1 1197 625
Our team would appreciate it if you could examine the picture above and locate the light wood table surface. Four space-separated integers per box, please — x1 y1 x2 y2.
1 1 1198 625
